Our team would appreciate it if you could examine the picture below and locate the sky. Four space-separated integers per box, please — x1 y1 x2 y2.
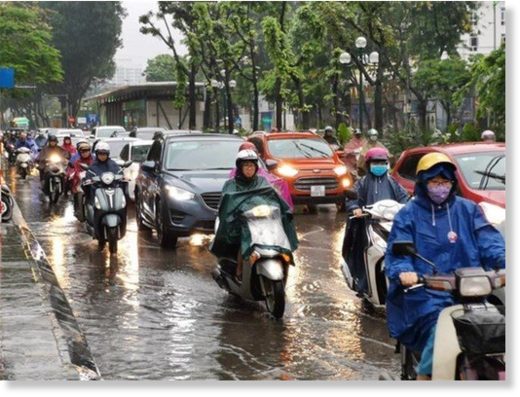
115 0 187 70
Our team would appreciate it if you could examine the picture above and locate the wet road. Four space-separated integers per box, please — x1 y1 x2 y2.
6 168 399 380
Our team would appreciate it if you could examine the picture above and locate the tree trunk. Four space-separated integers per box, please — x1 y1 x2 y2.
417 99 428 136
189 63 196 129
226 83 234 134
275 77 282 131
374 64 384 133
203 90 212 129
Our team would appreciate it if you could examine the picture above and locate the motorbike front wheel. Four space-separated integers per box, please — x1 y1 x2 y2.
20 168 27 180
49 184 60 204
1 196 13 222
107 226 118 254
263 277 285 318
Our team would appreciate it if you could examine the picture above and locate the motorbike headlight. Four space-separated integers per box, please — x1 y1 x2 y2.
49 154 61 163
333 165 347 176
459 276 492 297
101 172 115 185
251 205 272 218
94 196 101 209
165 185 195 201
277 164 298 178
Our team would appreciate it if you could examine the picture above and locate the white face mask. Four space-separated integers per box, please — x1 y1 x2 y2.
369 135 378 142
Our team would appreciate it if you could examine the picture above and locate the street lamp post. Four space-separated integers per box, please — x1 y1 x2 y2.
339 36 379 132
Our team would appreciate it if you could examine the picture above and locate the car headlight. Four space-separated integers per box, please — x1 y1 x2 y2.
94 196 101 209
165 185 195 201
342 177 352 189
333 165 347 176
277 164 298 177
101 172 115 185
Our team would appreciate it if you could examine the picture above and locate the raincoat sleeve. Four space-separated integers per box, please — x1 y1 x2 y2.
385 206 416 283
392 178 409 204
345 177 365 212
473 204 506 269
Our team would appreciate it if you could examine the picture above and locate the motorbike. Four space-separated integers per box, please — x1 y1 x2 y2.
15 147 34 179
5 141 17 165
81 161 131 254
393 241 505 380
211 196 296 319
340 199 404 309
1 183 14 223
73 169 87 222
42 153 67 204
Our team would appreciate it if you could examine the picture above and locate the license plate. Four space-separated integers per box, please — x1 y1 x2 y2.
310 185 325 197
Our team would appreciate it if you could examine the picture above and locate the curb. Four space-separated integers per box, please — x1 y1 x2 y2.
9 198 101 380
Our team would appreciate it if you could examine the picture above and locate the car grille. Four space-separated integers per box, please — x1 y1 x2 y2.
201 192 221 210
294 177 338 191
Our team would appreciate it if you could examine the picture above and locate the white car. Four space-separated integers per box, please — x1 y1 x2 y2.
117 139 153 201
90 125 127 140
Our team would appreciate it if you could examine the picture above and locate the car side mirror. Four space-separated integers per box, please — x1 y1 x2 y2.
392 241 417 256
141 160 156 173
123 160 133 169
265 159 278 171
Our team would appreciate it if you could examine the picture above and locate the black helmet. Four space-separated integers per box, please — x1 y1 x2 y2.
48 134 58 143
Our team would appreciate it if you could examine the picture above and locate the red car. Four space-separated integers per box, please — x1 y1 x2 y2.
248 132 353 207
391 142 505 208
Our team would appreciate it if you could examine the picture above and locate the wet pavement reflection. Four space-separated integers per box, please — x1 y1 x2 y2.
6 168 399 380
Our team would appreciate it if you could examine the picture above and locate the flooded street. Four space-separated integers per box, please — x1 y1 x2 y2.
6 169 399 380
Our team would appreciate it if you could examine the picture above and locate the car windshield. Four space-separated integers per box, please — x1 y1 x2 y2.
267 138 333 159
98 127 125 138
165 140 243 170
131 144 152 163
109 141 131 159
455 151 505 191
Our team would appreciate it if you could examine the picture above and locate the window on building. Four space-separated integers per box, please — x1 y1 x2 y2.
501 7 505 26
501 33 506 46
470 34 478 51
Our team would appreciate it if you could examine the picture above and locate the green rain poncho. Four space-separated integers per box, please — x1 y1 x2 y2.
210 175 299 260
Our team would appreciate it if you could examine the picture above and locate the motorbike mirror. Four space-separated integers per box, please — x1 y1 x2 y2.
265 159 278 171
123 160 133 169
392 241 417 256
79 162 90 171
141 160 156 173
115 158 125 167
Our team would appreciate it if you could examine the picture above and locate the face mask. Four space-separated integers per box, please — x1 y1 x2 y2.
427 185 451 204
370 164 388 177
369 135 378 142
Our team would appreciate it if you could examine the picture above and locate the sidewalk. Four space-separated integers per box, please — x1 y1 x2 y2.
0 200 99 380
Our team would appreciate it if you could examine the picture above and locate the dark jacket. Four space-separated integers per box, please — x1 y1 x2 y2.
37 145 69 169
384 181 506 352
346 172 408 211
86 158 121 178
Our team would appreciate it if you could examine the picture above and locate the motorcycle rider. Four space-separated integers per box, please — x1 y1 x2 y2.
343 147 408 296
71 141 94 219
34 132 48 150
61 135 77 157
83 141 122 199
229 142 294 210
323 125 340 146
37 134 69 181
214 149 297 282
343 128 367 153
15 131 38 154
357 128 391 175
384 152 505 380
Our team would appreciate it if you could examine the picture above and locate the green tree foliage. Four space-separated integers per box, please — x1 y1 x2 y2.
42 2 125 117
144 54 176 82
0 3 63 85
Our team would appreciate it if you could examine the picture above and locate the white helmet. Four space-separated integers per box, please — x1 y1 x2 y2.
481 130 496 141
95 141 110 155
235 149 258 167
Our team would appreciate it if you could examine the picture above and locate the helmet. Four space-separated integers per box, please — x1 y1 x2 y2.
239 142 257 152
95 141 110 155
365 147 389 163
77 142 91 152
235 149 258 167
354 128 362 136
416 152 456 175
481 130 496 141
367 128 378 138
48 134 58 143
75 139 89 150
324 125 334 134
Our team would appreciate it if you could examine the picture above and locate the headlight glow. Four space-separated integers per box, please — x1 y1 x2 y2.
165 185 195 201
342 177 352 188
333 165 347 176
49 154 61 163
251 205 272 218
277 164 298 177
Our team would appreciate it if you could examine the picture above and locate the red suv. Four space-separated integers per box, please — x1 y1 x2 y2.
391 142 505 208
248 132 353 207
